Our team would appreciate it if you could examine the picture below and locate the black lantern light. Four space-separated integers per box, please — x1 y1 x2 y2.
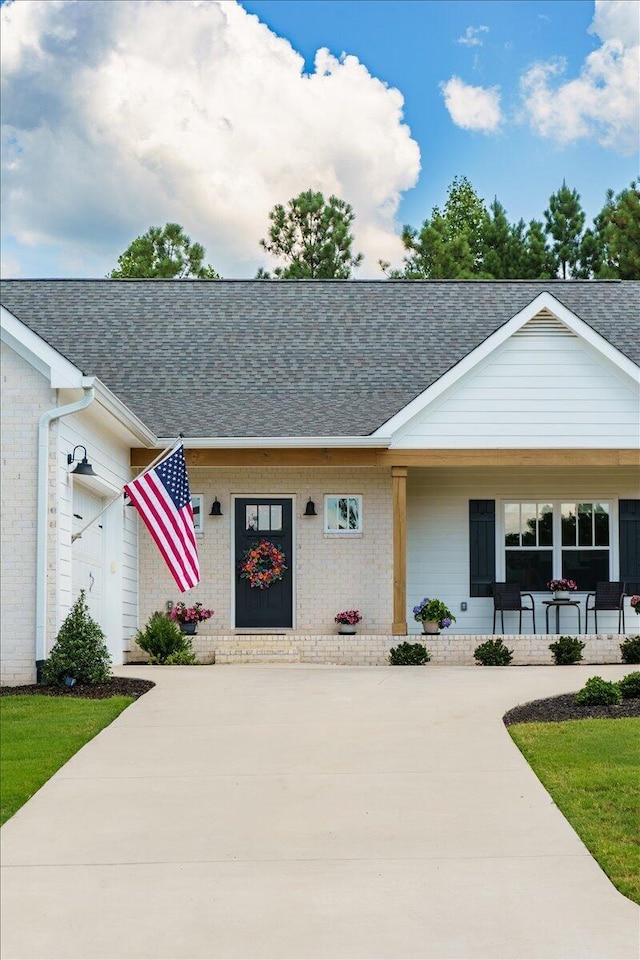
303 498 317 517
67 445 97 477
209 497 223 517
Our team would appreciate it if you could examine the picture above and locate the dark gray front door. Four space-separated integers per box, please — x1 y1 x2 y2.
235 498 293 628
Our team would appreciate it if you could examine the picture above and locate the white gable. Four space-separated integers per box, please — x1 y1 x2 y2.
389 299 640 450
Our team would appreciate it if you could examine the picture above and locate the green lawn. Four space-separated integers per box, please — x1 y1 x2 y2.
1 695 133 825
509 718 640 904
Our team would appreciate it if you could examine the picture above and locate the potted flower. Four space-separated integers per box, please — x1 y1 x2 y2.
630 595 640 615
412 598 456 634
547 578 578 600
168 601 214 635
335 609 362 635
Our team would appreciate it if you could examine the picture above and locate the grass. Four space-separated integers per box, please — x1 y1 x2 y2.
0 695 133 825
509 718 640 904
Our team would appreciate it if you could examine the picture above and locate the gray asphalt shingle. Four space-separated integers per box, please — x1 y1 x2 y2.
1 279 638 437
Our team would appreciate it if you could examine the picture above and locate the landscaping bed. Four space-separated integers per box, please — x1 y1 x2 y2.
504 691 640 725
0 677 154 700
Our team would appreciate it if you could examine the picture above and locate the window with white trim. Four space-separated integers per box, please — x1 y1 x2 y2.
503 500 611 591
324 495 362 534
191 494 204 534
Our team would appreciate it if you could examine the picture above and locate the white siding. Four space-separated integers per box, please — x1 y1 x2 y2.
407 465 640 636
394 330 639 448
56 408 138 664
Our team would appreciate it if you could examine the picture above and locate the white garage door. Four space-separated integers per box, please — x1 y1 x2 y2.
72 486 104 628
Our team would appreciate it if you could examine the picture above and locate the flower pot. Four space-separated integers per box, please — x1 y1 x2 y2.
180 622 197 635
338 625 357 634
553 591 570 600
422 621 440 634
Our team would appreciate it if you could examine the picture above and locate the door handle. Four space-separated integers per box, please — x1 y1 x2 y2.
89 572 95 592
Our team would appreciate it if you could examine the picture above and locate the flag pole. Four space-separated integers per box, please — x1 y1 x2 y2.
71 435 184 543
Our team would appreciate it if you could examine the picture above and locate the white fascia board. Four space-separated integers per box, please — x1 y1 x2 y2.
156 436 391 448
1 305 86 388
92 379 157 446
374 291 640 440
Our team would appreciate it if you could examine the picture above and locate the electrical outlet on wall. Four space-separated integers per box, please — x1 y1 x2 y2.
460 602 468 611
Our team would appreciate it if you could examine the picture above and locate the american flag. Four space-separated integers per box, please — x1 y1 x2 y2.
124 443 200 592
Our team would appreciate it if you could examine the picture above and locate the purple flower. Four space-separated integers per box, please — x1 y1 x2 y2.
441 618 452 628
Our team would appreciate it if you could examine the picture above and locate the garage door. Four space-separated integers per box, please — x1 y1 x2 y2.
72 486 104 628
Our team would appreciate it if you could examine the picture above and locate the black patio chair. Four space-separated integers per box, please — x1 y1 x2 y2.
585 581 624 634
492 582 536 634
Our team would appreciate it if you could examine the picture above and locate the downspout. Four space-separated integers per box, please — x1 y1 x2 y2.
36 380 96 680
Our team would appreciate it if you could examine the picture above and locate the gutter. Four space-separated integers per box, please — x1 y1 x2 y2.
36 380 96 679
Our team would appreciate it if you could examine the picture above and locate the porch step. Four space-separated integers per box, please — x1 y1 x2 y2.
214 640 301 664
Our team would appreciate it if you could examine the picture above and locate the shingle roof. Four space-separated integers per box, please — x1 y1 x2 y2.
1 279 638 438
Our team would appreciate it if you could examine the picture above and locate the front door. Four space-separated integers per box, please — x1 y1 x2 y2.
235 498 293 628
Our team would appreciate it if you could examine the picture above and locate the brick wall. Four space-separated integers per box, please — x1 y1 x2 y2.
1 344 56 685
137 466 393 638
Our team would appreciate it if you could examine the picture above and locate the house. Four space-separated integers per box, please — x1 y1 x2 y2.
1 279 639 684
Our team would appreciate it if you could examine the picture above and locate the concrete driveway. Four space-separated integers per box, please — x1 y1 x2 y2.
1 664 638 960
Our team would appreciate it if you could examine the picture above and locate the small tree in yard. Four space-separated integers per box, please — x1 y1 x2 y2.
42 590 112 686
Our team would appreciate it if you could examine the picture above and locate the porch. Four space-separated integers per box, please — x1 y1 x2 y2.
124 631 627 667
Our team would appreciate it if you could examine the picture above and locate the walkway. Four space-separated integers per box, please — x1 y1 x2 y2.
1 664 638 959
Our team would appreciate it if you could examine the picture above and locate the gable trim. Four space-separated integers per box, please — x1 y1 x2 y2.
373 292 640 441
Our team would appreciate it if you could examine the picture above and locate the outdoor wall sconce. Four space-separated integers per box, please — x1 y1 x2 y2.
67 445 97 477
209 497 223 517
303 499 317 517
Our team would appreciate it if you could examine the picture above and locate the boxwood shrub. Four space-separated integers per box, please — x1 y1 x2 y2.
548 635 585 665
576 676 622 706
388 642 430 665
474 638 513 666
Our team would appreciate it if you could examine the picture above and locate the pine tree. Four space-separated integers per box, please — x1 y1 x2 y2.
522 219 558 279
110 223 220 279
259 190 363 279
544 181 586 278
594 180 640 279
480 200 527 278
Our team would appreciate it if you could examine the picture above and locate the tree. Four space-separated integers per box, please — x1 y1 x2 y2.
544 181 585 279
480 200 528 278
593 180 640 279
393 176 488 279
521 219 557 279
109 223 220 279
42 590 112 686
259 190 363 279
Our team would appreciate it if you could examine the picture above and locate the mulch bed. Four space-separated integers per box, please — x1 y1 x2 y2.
0 677 154 700
504 692 640 726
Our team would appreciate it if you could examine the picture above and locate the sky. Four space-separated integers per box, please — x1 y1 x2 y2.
1 0 638 279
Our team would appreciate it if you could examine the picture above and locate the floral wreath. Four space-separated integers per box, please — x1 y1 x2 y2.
239 539 287 590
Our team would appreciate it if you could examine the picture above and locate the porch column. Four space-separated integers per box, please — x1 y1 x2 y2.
392 466 408 635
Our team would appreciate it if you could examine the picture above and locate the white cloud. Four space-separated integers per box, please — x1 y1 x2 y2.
0 0 420 277
521 0 640 153
440 76 502 133
457 25 489 47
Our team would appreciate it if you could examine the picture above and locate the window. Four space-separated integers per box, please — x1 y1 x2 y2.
324 495 362 534
191 494 204 534
245 503 282 532
503 500 611 591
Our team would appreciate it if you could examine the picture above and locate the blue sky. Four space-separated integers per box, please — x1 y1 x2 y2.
1 0 638 278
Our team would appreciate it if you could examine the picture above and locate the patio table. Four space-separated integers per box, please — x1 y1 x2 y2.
543 599 582 634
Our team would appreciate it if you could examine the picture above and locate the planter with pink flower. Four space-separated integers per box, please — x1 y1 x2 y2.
168 601 214 635
548 578 578 601
630 595 640 616
335 609 362 635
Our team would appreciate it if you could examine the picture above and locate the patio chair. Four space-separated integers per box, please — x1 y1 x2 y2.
585 581 624 634
491 582 536 634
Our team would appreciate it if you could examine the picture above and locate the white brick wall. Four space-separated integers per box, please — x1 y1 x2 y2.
125 632 629 666
1 343 56 685
137 466 393 637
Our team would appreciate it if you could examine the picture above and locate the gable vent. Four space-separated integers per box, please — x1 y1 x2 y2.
514 308 577 338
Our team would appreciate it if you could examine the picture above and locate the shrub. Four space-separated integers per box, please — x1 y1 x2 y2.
618 671 640 700
164 648 197 665
620 636 640 664
548 635 585 665
576 676 622 706
474 638 513 666
388 642 430 665
42 590 112 686
136 612 195 664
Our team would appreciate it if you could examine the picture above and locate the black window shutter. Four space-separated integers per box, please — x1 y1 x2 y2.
470 500 496 597
619 500 640 594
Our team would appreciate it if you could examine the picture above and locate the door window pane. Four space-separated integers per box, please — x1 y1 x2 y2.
246 505 258 530
270 505 282 530
258 504 270 531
